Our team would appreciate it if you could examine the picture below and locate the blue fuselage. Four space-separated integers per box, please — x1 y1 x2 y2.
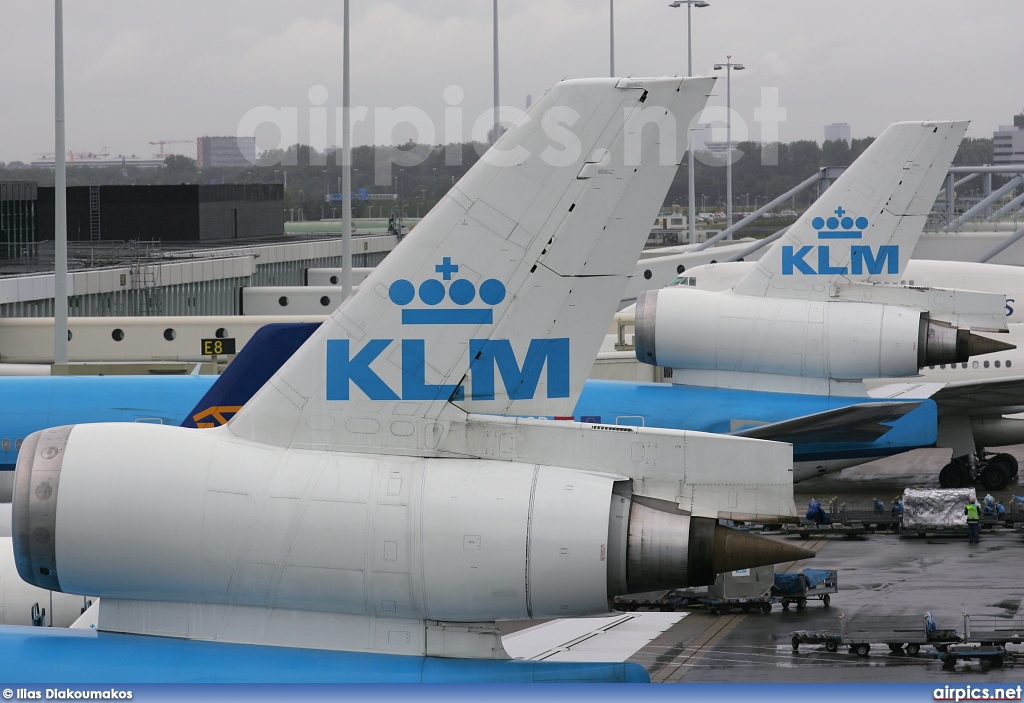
0 377 936 486
0 625 647 683
573 380 937 481
0 375 217 473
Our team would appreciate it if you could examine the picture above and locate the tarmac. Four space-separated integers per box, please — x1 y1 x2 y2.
632 447 1024 683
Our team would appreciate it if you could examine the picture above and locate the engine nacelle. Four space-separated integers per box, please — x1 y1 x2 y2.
635 288 997 380
13 424 803 622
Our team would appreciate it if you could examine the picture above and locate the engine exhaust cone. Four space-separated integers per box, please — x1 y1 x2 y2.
963 331 1016 358
626 496 814 591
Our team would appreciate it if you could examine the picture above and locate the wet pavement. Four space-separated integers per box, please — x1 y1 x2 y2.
633 449 1024 683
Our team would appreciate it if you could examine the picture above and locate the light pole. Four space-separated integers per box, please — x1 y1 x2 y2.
714 55 743 236
609 0 615 76
54 0 68 365
492 0 499 144
669 1 709 248
341 0 353 298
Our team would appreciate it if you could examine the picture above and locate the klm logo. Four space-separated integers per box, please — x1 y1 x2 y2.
325 257 570 401
781 207 898 275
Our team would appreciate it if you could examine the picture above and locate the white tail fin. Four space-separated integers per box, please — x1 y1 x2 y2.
228 76 715 451
733 120 968 299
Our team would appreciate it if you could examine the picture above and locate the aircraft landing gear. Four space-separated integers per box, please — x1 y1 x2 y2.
939 452 1016 491
991 452 1019 479
938 459 971 488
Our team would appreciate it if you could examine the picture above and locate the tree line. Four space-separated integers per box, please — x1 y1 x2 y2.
0 137 996 221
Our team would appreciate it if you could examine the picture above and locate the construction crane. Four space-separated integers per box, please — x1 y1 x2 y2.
149 140 191 158
33 147 110 164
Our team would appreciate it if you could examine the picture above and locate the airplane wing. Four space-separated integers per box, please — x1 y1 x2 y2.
730 401 924 444
870 376 1024 415
502 612 685 663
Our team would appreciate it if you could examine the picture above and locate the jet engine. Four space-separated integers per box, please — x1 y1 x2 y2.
636 288 1013 380
13 424 809 622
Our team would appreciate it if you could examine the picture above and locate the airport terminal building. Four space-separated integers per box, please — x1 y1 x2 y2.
36 183 284 243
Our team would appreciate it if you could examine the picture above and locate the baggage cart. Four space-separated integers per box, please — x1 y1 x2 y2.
791 613 960 656
772 569 838 610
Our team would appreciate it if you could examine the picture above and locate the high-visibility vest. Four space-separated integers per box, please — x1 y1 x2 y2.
966 503 980 521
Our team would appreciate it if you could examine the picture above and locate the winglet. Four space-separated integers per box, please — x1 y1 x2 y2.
733 120 969 299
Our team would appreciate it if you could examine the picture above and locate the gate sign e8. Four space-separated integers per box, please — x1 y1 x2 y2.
202 338 237 356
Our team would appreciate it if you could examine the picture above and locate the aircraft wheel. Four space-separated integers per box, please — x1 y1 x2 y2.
980 464 1010 491
906 643 920 655
993 453 1019 478
939 462 969 488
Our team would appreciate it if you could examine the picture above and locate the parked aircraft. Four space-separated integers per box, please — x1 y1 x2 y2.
0 123 991 501
4 76 810 682
575 121 1020 484
654 259 1024 489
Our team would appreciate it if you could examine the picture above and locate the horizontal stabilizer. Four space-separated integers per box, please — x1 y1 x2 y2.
449 415 796 519
502 612 684 662
730 401 923 444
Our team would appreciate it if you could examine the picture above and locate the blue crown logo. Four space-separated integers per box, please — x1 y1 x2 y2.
812 207 868 240
388 257 507 325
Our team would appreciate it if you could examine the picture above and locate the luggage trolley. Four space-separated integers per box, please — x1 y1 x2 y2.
937 614 1024 670
791 612 960 657
773 569 838 610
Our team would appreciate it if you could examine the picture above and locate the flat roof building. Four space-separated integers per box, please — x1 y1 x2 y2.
824 123 851 146
36 184 283 243
993 114 1024 164
0 182 38 260
196 136 257 168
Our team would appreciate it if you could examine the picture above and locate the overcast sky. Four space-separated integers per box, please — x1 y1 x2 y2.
1 0 1020 164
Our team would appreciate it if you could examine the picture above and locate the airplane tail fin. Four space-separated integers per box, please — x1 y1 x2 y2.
227 76 715 451
180 322 320 428
732 120 968 299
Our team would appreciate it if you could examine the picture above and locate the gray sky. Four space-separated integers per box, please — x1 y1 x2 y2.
1 0 1020 164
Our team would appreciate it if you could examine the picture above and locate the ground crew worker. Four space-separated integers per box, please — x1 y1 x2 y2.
965 495 981 544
